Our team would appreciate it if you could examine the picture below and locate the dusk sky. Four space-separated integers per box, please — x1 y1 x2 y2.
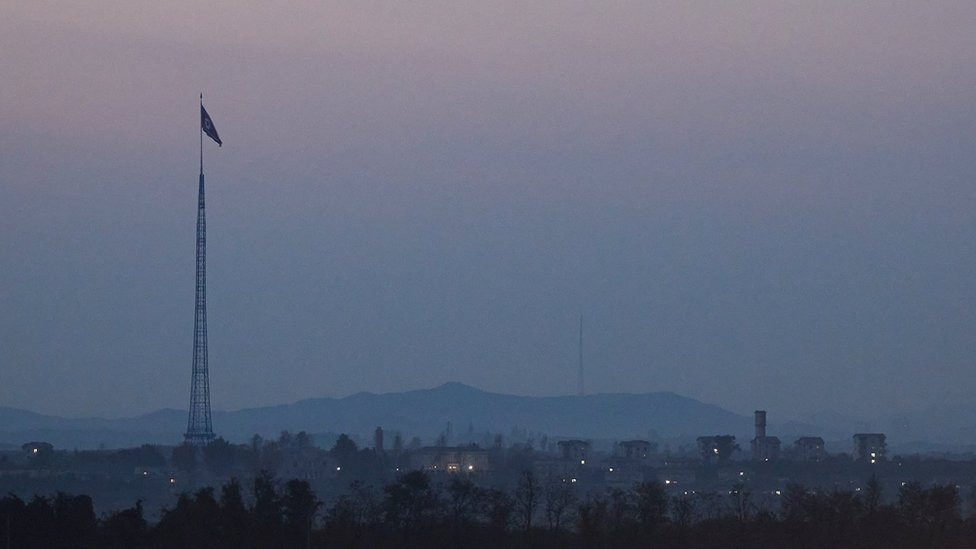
2 1 975 421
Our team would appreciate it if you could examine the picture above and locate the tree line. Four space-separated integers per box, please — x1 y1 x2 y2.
1 469 974 548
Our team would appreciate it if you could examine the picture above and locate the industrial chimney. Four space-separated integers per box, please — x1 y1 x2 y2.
374 426 384 454
755 410 767 439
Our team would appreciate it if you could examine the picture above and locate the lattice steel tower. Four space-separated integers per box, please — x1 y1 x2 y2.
185 170 215 444
185 96 220 445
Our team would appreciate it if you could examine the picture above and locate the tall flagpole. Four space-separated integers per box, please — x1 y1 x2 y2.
186 92 214 445
200 93 204 175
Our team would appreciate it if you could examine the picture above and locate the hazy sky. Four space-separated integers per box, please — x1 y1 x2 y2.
2 1 975 421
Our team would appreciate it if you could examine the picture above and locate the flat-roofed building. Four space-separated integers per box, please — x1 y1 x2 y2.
615 440 654 461
853 433 886 463
792 437 826 462
697 435 737 464
557 440 591 463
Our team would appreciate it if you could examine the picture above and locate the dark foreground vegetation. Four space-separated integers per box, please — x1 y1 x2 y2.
1 470 973 548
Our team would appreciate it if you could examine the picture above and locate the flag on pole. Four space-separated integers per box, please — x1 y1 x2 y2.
201 105 222 147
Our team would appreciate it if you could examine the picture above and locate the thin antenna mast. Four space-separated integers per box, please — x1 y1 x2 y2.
578 315 584 396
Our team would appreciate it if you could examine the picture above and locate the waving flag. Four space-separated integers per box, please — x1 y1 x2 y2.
201 105 222 147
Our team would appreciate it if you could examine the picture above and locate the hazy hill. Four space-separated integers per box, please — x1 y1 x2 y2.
0 383 757 449
213 382 751 442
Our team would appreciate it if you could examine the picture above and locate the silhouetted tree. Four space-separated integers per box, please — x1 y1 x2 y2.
294 431 312 449
257 440 282 471
0 495 25 548
604 487 637 542
203 437 234 475
544 478 577 531
98 500 146 549
171 442 197 473
634 481 669 528
51 492 96 548
250 433 264 453
325 481 378 548
278 430 294 448
482 487 514 535
24 495 56 547
331 434 359 468
577 495 609 548
13 460 976 549
282 479 320 548
446 476 479 527
251 470 283 546
155 488 221 549
384 470 440 544
780 483 808 523
865 475 883 513
118 444 165 469
218 478 250 548
899 481 962 545
514 469 540 532
671 494 694 528
729 481 753 521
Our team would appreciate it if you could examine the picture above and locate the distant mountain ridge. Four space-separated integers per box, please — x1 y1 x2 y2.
0 383 756 449
218 382 749 442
